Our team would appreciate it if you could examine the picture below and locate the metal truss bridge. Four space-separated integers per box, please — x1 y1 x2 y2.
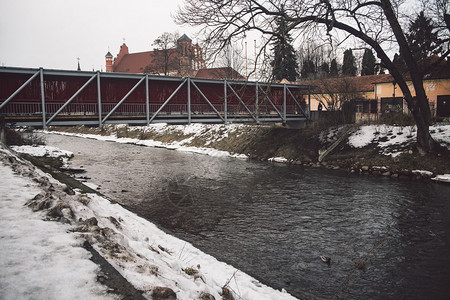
0 67 312 128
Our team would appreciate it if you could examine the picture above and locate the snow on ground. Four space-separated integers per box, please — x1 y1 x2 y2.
346 123 450 182
0 152 114 300
9 145 74 168
50 123 250 159
0 145 297 300
432 174 450 183
9 145 73 158
348 124 450 156
268 157 289 163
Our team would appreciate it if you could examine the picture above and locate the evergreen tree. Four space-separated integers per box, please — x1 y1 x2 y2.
406 11 443 70
330 58 339 76
361 48 376 75
320 62 330 75
392 53 407 72
301 59 315 78
271 11 298 81
342 49 357 76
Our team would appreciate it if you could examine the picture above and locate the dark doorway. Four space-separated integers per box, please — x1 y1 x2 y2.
437 95 450 118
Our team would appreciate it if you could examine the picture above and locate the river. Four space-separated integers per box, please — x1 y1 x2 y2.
43 133 450 300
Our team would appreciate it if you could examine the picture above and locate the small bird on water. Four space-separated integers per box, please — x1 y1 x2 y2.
320 255 332 266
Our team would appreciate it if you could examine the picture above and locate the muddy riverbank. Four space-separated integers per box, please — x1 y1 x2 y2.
47 123 450 182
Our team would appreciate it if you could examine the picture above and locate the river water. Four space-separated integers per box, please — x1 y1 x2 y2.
43 133 450 300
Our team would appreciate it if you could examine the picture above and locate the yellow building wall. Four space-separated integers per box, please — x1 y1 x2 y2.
309 91 374 111
309 78 450 117
375 78 450 116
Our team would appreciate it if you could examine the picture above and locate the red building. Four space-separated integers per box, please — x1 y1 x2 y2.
105 34 205 76
105 34 243 80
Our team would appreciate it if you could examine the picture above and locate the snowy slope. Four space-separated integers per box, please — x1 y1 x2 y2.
0 146 297 300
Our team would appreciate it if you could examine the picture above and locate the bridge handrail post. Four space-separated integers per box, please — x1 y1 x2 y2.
187 77 191 124
308 85 311 120
40 68 46 129
283 83 287 123
255 82 259 123
224 79 227 124
145 74 150 126
97 71 102 128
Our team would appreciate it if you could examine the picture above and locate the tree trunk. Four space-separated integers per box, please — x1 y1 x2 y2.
381 0 436 154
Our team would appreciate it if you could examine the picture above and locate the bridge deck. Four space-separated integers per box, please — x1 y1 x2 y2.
0 67 313 127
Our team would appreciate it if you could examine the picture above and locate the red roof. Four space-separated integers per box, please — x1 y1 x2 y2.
298 74 393 94
195 67 245 80
113 49 178 74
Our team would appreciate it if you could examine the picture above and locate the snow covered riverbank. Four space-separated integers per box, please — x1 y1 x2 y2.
46 122 450 183
0 145 297 300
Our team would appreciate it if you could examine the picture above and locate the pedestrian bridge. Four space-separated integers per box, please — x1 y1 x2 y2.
0 67 312 128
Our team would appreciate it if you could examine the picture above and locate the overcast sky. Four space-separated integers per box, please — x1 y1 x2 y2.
0 0 194 71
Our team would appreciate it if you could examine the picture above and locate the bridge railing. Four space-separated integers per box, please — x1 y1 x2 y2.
0 102 300 116
0 67 314 127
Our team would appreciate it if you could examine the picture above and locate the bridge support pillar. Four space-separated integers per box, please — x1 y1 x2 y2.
187 77 191 124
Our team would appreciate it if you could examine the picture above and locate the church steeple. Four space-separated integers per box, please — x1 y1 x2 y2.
105 50 113 72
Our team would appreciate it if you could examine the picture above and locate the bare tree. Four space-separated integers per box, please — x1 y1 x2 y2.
176 0 450 154
311 76 363 112
144 32 180 76
218 43 246 79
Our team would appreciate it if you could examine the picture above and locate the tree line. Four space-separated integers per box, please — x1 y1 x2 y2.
175 0 449 154
272 9 445 81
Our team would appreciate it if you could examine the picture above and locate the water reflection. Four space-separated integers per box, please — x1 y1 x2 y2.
43 133 450 300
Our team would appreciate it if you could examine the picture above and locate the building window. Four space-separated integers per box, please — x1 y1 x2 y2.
381 97 403 113
355 99 377 113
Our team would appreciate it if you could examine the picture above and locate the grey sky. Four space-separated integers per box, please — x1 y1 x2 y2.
0 0 194 71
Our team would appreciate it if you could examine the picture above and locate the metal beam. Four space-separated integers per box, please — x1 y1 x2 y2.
1 66 316 127
0 69 40 110
0 67 313 89
148 78 187 124
46 72 98 126
97 71 102 127
308 86 311 119
102 76 145 124
40 68 46 129
224 79 227 123
187 77 191 124
145 74 150 126
286 87 310 120
283 84 287 122
226 82 257 122
258 86 283 120
191 80 225 122
255 82 259 123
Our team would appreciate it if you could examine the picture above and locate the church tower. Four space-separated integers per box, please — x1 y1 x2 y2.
177 34 193 76
105 51 113 72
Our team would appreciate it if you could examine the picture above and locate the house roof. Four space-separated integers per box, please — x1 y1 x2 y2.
298 74 393 94
113 49 178 73
195 67 245 80
105 51 113 57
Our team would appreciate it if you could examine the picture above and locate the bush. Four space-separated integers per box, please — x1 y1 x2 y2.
377 112 415 126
